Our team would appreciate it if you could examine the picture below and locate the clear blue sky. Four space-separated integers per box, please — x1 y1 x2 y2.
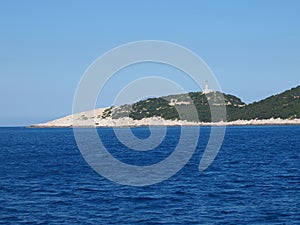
0 0 299 126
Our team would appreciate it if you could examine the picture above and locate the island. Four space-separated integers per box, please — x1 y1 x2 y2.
30 85 300 127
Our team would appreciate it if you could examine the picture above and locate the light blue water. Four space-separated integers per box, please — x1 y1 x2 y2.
0 126 299 224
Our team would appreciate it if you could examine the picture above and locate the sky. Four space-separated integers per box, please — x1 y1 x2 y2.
0 0 299 126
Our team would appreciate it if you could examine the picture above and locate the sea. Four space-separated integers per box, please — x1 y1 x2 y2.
0 126 299 224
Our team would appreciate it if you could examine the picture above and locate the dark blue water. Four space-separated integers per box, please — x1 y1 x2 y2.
0 126 299 224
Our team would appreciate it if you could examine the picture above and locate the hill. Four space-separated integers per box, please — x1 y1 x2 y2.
229 86 300 121
31 85 300 127
103 85 299 122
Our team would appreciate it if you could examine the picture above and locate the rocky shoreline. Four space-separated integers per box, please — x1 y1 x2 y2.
30 109 300 128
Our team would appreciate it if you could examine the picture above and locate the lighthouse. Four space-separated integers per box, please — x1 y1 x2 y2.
203 81 212 94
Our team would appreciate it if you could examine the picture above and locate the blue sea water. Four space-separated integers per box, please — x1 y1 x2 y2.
0 126 299 224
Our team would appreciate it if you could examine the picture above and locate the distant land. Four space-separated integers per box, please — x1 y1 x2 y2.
31 85 300 127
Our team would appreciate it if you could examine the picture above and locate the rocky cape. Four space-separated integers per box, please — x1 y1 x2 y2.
31 85 300 128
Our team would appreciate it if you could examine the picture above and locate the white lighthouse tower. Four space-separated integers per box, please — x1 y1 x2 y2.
203 81 212 94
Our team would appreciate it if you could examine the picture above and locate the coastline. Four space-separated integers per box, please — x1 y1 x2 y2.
30 116 300 128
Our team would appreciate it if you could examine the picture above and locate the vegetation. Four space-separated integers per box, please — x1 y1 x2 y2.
101 107 113 119
125 91 247 122
229 86 300 120
103 85 300 122
129 98 178 120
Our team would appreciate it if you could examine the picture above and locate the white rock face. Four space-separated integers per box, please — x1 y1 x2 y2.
30 107 300 128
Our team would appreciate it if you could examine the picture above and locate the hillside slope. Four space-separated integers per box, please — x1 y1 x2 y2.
229 86 300 121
